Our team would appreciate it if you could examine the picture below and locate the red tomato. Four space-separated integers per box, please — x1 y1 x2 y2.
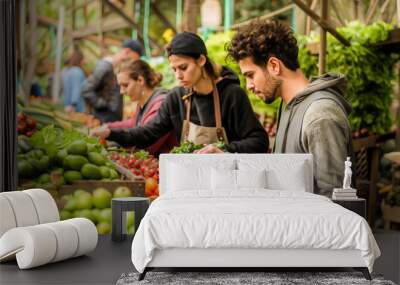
145 178 158 197
147 169 155 177
134 160 141 169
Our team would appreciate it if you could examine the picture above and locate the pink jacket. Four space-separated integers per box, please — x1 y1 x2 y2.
107 91 178 155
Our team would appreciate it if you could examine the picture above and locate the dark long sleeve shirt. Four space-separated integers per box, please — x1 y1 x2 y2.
81 59 123 123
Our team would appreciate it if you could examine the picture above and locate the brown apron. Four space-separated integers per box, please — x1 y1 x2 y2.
181 84 228 145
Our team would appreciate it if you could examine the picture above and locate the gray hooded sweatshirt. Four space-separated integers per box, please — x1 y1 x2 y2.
273 73 353 197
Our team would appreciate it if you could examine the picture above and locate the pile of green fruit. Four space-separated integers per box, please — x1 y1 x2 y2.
60 140 119 184
60 187 135 234
17 125 119 189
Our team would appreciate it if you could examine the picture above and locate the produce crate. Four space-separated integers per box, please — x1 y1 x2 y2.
59 179 145 197
381 201 400 230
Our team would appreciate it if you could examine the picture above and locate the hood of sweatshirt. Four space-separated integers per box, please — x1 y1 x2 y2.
286 72 352 115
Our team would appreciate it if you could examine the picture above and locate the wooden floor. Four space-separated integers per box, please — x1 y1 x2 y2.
1 231 398 285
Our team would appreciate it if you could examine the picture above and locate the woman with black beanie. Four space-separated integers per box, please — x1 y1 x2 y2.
91 32 268 153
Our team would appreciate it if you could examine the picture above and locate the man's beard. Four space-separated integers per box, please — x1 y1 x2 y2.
261 72 282 104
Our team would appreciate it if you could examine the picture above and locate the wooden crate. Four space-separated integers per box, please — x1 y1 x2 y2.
56 179 145 210
381 202 400 230
59 179 145 197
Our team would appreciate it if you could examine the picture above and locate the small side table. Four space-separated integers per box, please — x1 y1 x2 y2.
111 197 150 242
332 198 366 219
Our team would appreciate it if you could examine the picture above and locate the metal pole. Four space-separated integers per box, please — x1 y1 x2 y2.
224 0 232 31
143 0 151 57
132 0 140 40
318 0 328 75
52 5 64 103
176 0 182 32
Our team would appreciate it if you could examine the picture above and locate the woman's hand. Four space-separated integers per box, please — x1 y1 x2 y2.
90 125 111 139
194 144 223 154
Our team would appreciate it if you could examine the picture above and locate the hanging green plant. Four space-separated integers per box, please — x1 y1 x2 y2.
298 21 399 134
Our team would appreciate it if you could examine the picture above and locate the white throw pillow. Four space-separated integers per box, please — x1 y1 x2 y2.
238 158 309 191
265 163 307 191
211 168 236 190
211 169 267 190
236 169 267 189
167 162 210 191
167 160 236 191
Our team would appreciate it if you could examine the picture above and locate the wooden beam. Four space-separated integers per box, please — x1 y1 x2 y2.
306 0 318 36
66 0 96 13
397 0 400 25
331 0 345 26
80 39 102 59
85 34 125 46
379 0 391 22
319 0 327 75
365 0 379 24
293 0 350 46
353 0 359 20
151 2 177 34
103 0 162 50
103 33 131 42
232 4 294 29
38 15 57 27
72 19 132 39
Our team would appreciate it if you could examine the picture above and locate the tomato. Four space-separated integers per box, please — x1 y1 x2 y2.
145 177 158 197
17 112 27 122
147 169 155 177
134 160 141 169
26 117 36 129
153 185 159 196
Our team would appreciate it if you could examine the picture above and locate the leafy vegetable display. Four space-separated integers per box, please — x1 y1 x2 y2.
17 125 114 189
171 141 203 154
170 141 226 154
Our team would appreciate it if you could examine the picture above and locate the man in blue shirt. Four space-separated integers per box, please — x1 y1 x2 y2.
62 50 86 113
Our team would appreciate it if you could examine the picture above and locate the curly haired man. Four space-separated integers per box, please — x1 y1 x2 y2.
227 20 354 197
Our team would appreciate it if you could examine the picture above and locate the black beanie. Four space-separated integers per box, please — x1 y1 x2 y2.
167 32 207 56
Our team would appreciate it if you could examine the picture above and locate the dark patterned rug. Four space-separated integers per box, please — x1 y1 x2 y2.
116 271 396 285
